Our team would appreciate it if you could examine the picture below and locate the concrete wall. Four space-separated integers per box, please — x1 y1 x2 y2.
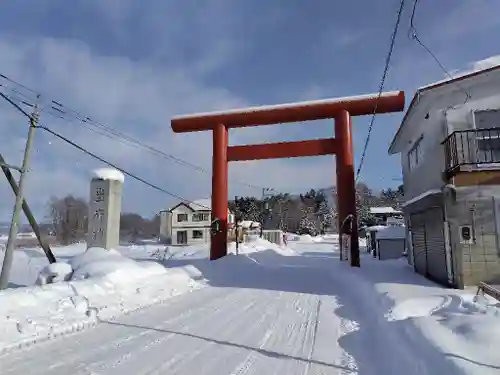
446 185 500 286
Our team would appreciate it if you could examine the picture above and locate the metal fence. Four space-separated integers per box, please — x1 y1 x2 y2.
443 128 500 173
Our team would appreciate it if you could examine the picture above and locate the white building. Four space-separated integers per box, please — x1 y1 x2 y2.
369 206 403 225
159 199 235 246
388 62 500 287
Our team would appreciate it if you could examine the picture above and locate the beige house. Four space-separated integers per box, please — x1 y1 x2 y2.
159 199 235 246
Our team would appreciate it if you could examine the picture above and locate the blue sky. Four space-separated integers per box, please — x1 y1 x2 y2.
0 0 499 218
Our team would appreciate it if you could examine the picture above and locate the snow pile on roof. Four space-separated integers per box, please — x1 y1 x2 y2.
0 247 202 354
420 54 500 90
240 220 260 229
93 168 125 183
365 225 388 232
376 225 406 240
188 198 211 211
369 207 402 214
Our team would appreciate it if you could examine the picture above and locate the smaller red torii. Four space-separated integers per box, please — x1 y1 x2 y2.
171 91 405 266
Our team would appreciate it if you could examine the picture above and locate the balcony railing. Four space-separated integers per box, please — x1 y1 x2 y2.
443 128 500 175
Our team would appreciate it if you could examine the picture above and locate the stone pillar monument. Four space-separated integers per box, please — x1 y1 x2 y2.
87 168 124 249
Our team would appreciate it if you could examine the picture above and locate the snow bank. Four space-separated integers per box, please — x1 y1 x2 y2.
0 247 201 354
92 168 125 183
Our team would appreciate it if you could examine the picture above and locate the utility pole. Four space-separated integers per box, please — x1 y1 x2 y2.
0 104 39 290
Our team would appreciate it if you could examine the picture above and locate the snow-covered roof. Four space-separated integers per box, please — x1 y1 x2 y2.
376 225 406 240
239 220 260 229
169 198 234 212
188 199 212 211
419 55 500 90
389 57 500 155
365 225 387 232
369 207 402 215
92 168 125 183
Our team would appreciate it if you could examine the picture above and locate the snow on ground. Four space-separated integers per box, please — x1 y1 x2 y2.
0 236 499 374
0 244 202 354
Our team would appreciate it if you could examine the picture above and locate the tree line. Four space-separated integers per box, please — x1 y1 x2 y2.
230 183 404 236
45 195 159 245
45 182 403 244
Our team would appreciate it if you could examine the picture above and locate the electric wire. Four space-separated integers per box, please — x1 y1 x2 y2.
355 0 406 182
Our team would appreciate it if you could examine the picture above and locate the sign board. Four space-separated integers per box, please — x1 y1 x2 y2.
341 234 350 261
88 180 108 248
459 225 473 244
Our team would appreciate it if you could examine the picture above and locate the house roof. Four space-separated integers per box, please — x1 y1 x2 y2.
388 63 500 155
169 198 233 213
369 207 402 215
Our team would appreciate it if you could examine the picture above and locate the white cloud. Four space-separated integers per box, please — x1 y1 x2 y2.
0 34 336 218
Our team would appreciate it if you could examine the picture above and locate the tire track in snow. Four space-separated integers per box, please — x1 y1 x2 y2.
1 287 244 375
233 292 319 375
85 289 259 375
149 291 286 375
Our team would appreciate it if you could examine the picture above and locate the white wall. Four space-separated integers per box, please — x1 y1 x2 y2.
401 72 500 201
171 227 211 245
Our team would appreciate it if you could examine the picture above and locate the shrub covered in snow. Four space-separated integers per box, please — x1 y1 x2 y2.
70 247 166 282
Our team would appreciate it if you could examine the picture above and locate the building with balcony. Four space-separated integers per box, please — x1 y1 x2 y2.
388 63 500 288
159 199 235 246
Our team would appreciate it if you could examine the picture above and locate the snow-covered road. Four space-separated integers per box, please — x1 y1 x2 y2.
0 244 495 374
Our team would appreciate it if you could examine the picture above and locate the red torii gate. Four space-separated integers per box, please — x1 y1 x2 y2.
171 91 405 266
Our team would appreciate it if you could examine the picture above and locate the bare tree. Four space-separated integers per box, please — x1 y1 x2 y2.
47 195 88 245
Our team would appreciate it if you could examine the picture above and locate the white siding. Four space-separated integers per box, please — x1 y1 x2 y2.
401 72 500 202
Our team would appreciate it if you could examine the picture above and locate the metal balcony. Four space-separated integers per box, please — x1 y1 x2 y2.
443 128 500 177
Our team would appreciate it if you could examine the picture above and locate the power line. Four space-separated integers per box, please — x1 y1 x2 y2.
355 0 406 182
0 74 272 191
408 0 471 102
0 89 213 210
38 125 214 208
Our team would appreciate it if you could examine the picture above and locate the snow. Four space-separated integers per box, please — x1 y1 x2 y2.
369 206 401 214
376 225 406 239
172 91 403 120
0 245 201 354
187 198 211 211
0 237 499 374
402 188 442 207
419 55 500 90
36 262 73 285
365 225 387 232
240 220 260 229
93 168 125 183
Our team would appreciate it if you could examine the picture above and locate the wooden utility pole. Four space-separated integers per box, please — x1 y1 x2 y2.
0 105 39 289
0 92 56 266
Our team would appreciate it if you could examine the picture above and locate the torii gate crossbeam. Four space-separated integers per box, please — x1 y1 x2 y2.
171 91 405 266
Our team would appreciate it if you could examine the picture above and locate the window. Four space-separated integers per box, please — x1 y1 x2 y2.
192 213 209 222
408 137 424 171
474 110 500 163
177 213 188 222
192 230 203 239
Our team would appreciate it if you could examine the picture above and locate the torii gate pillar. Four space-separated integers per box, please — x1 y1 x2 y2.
211 123 229 260
171 91 405 266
